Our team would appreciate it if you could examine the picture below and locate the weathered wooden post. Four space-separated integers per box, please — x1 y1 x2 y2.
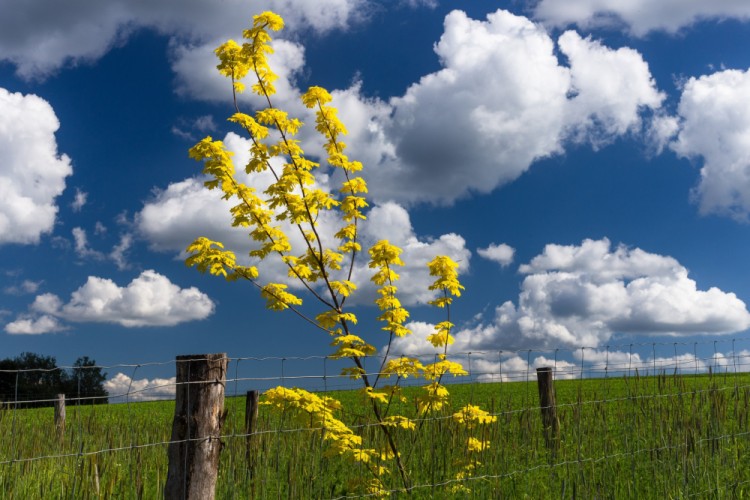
536 367 560 452
54 393 65 438
165 353 228 500
245 390 259 473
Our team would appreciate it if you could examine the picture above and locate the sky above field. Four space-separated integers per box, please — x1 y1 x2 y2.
2 0 750 395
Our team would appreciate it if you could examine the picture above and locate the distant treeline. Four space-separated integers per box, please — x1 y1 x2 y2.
0 352 107 407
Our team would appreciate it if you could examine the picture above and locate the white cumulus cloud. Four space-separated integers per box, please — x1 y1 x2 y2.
368 9 570 204
4 314 66 334
338 10 663 205
17 270 215 328
533 0 750 36
390 238 750 354
559 31 664 146
104 372 177 402
0 88 72 245
669 68 750 220
477 243 515 267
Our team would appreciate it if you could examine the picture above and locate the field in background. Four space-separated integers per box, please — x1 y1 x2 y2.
2 370 750 498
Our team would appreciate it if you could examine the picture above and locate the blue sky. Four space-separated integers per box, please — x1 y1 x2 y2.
2 0 750 396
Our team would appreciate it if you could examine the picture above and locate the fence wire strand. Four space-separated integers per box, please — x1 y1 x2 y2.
3 336 750 497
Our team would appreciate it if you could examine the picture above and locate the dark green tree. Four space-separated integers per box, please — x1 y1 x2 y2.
0 353 108 406
66 356 108 405
0 356 19 403
0 352 64 407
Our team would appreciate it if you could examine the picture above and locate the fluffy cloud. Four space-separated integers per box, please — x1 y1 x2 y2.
12 270 215 329
472 355 580 382
0 0 367 79
0 89 72 245
510 239 750 346
104 372 176 402
390 238 750 355
4 314 65 335
477 243 515 267
366 9 569 204
533 0 750 36
669 68 750 220
344 10 663 205
559 31 663 145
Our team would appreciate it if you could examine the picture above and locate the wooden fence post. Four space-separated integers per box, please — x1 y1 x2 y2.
54 393 65 438
165 353 228 500
245 390 259 473
536 367 560 452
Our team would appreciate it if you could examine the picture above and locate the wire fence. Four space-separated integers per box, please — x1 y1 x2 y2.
3 336 750 497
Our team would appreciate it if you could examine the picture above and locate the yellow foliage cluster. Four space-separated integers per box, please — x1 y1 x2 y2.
262 387 376 462
451 404 498 491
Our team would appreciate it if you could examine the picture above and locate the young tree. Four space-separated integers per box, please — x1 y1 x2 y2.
186 11 495 495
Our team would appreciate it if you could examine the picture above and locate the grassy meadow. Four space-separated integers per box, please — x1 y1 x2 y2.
2 370 750 498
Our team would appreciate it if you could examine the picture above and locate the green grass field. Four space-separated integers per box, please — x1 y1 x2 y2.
2 370 750 498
